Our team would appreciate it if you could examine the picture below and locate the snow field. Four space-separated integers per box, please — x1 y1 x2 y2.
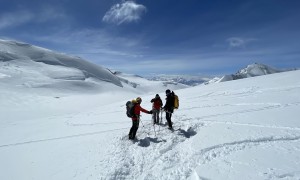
0 69 300 180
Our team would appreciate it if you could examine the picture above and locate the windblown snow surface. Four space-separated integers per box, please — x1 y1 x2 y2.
0 39 122 87
1 63 300 180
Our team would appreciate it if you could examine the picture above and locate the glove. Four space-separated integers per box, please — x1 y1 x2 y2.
149 110 153 114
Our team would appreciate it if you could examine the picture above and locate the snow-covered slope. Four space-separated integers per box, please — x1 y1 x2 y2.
1 68 299 180
0 39 123 87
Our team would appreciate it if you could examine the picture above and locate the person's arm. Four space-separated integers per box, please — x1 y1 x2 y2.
140 106 152 114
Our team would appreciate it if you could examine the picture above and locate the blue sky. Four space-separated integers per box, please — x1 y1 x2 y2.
1 0 300 75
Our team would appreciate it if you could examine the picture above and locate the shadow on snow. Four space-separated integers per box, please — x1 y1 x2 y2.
177 127 197 138
137 137 167 147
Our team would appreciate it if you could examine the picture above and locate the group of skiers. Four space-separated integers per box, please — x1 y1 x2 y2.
128 89 176 140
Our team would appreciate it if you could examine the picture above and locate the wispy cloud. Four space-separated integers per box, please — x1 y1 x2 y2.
30 28 145 59
102 1 147 25
226 37 257 48
0 7 68 30
0 11 33 29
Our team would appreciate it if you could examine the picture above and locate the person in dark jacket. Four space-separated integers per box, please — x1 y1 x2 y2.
129 97 152 140
163 89 174 129
150 94 163 124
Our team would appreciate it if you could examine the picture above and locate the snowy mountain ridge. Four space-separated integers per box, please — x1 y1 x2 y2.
208 63 294 83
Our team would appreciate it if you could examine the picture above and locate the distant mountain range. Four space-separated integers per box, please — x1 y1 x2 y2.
207 63 297 84
145 74 213 86
144 63 297 86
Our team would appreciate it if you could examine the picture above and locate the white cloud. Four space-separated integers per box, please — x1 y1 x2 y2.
102 1 147 25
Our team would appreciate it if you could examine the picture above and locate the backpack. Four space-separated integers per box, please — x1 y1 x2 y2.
172 91 179 109
126 100 136 118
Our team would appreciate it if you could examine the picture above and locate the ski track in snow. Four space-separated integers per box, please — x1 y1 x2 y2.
0 127 130 148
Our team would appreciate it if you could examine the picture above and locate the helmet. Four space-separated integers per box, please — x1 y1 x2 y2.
165 89 171 94
155 94 160 98
136 97 142 103
132 99 137 104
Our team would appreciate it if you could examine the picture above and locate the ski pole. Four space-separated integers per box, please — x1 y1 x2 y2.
160 108 163 124
158 109 162 132
153 123 156 137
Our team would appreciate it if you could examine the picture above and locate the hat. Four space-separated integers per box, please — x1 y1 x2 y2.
155 94 159 98
165 89 171 94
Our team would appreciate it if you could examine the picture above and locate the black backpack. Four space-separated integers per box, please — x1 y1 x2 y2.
126 101 136 118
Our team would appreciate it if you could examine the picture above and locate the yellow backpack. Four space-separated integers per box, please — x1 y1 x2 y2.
173 91 179 109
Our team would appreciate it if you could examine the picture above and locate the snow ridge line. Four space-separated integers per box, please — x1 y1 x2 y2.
0 127 130 148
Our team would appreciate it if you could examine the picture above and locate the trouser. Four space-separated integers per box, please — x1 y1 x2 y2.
129 119 140 139
152 109 160 124
166 112 173 128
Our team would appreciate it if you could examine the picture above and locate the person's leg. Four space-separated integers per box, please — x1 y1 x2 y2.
153 109 158 124
166 112 173 128
157 110 160 123
152 109 156 124
132 120 140 139
129 120 135 139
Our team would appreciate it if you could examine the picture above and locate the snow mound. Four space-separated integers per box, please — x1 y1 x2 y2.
0 39 122 87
